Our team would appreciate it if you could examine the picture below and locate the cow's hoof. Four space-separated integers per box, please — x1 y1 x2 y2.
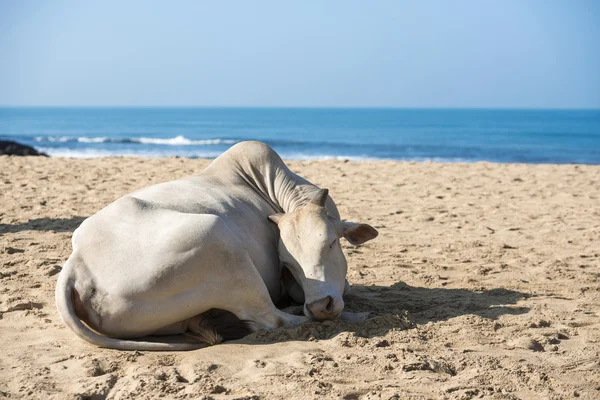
340 311 374 323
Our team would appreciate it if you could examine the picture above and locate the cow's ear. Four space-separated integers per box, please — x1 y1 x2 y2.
309 188 329 207
268 213 284 225
342 222 378 245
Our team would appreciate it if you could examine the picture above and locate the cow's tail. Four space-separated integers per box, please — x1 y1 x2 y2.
55 256 208 351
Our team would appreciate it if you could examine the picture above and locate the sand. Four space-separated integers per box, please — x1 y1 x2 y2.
0 155 599 400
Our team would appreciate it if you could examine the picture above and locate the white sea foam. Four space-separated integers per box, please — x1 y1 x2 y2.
36 147 143 158
35 136 71 142
135 136 237 145
77 137 109 143
36 145 382 160
34 135 238 146
36 147 224 159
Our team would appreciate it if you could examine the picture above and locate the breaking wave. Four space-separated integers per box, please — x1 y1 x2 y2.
34 135 239 146
136 136 237 145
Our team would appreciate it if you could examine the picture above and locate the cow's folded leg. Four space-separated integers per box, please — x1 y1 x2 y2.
275 309 310 328
230 300 309 331
221 278 309 330
211 252 309 331
281 305 305 316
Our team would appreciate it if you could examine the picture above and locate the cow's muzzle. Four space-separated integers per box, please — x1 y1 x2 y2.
305 296 343 320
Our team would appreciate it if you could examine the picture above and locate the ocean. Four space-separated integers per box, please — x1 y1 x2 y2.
1 107 599 164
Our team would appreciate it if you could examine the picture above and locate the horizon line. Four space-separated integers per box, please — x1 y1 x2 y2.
1 105 599 111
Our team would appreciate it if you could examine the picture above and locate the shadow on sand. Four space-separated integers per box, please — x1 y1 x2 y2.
232 281 529 345
347 281 528 324
0 216 86 235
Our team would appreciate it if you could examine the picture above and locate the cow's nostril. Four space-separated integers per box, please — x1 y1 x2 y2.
325 296 334 313
306 296 338 320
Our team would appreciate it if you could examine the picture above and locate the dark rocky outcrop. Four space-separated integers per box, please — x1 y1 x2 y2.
0 141 48 156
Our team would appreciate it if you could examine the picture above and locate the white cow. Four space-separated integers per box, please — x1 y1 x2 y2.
56 141 378 350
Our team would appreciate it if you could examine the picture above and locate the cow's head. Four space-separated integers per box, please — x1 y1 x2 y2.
269 189 378 320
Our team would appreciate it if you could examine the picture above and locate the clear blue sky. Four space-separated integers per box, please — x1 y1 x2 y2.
1 1 598 108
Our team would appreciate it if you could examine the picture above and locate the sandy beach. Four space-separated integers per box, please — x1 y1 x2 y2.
0 155 599 400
